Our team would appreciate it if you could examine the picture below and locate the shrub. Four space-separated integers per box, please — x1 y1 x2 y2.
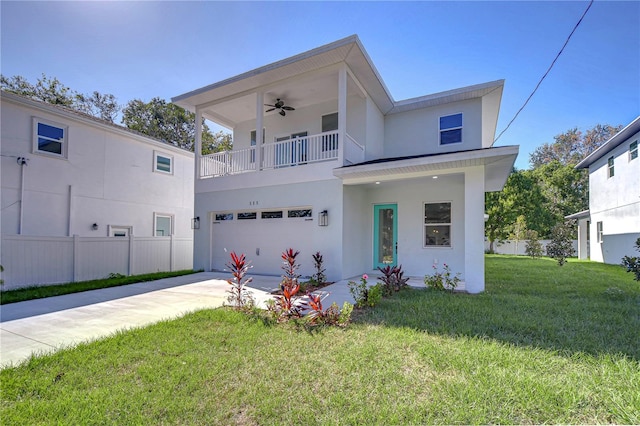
546 222 576 266
348 274 383 308
311 251 326 284
225 252 255 310
621 237 640 281
424 263 460 292
274 248 303 319
377 265 409 296
525 229 543 259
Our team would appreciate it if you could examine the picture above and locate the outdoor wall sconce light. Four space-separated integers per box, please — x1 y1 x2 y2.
319 210 329 227
91 223 99 231
191 216 200 229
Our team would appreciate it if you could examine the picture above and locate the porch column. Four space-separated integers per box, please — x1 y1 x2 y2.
338 65 347 166
464 166 485 293
195 106 203 179
255 91 264 170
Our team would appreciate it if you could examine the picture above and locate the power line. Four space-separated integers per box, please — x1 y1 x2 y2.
494 0 594 143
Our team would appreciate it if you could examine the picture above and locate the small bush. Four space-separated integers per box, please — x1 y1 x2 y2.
377 265 409 296
525 229 543 259
306 295 352 327
348 274 383 308
621 237 640 281
311 251 326 284
107 272 126 279
424 263 460 292
546 222 575 266
274 248 303 319
225 252 255 310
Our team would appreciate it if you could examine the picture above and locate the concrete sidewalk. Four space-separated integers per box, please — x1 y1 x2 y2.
0 272 356 369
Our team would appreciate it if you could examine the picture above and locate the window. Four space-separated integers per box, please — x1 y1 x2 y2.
424 202 451 247
607 156 614 178
288 209 312 218
322 112 338 151
630 140 638 161
154 151 173 174
250 128 265 163
215 213 233 221
154 214 173 236
237 212 257 220
596 221 603 243
262 211 283 219
33 118 67 157
439 113 463 145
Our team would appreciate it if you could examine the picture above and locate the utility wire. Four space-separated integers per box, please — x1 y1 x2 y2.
494 0 594 143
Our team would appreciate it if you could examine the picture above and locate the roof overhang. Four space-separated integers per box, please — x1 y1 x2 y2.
333 145 518 191
565 210 590 220
575 116 640 169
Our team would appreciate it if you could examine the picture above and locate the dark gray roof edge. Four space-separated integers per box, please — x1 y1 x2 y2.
565 210 590 220
172 35 362 104
1 90 194 155
338 145 519 168
575 116 640 169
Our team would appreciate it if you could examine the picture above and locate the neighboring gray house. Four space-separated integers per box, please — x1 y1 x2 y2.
173 35 518 293
568 116 640 263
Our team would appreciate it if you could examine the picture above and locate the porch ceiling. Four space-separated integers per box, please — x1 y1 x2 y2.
333 145 519 191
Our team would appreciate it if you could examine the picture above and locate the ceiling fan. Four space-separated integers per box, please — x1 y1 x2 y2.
264 98 295 116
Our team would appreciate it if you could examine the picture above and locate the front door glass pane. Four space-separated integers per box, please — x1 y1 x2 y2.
374 204 397 268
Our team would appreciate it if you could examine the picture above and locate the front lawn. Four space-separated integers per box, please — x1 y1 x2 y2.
1 256 638 424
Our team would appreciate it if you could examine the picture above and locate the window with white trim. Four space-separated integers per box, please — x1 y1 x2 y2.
607 156 614 178
424 202 451 247
322 112 339 151
630 140 638 161
596 221 603 243
439 114 462 145
250 128 265 163
33 118 67 157
154 214 173 236
109 226 132 237
154 151 173 174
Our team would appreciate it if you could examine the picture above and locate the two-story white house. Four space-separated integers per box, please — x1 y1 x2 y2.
1 91 195 288
173 35 518 293
570 116 640 263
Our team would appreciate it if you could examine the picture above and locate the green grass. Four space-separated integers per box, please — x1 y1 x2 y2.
0 270 200 305
1 256 639 424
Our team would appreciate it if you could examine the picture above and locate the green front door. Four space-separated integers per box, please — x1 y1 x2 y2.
373 204 397 269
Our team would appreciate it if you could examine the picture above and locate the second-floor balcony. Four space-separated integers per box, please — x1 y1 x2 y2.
200 130 364 178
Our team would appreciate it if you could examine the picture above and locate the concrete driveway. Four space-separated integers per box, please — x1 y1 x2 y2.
0 272 355 369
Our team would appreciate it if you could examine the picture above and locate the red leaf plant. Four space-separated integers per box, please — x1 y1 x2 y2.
226 251 254 310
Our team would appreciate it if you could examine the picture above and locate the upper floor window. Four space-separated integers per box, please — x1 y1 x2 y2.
630 140 638 161
154 151 173 174
250 128 265 163
33 118 67 158
607 156 614 178
439 113 462 145
322 112 339 151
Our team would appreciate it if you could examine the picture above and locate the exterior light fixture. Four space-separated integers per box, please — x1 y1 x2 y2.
319 210 329 227
191 216 200 229
91 223 99 231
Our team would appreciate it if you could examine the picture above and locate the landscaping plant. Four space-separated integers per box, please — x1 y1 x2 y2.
524 229 543 259
348 274 382 308
311 251 326 284
225 252 254 310
274 248 303 318
424 263 461 291
546 221 576 266
377 265 409 295
621 237 640 281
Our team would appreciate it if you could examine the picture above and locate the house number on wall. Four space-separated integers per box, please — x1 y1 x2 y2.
249 201 259 206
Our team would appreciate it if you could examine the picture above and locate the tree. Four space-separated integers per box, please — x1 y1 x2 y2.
525 229 543 259
509 215 528 254
485 169 554 251
546 221 576 266
1 74 120 122
122 98 230 152
529 124 622 168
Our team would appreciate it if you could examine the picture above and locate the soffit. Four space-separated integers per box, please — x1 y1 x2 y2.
333 145 518 191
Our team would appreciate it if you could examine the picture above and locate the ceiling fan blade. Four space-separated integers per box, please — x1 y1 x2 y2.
279 110 286 116
264 103 276 107
281 106 295 111
265 108 276 112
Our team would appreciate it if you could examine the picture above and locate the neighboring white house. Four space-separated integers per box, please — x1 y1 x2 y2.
173 35 518 293
1 91 195 288
569 116 640 264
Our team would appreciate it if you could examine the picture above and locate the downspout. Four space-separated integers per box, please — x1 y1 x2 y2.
16 157 29 234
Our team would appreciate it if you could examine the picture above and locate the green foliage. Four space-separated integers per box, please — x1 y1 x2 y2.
377 265 409 296
524 229 543 259
546 222 576 266
509 215 528 254
1 73 120 122
424 263 461 291
107 272 126 279
311 251 326 284
306 296 352 327
225 252 255 310
348 275 382 308
621 237 640 281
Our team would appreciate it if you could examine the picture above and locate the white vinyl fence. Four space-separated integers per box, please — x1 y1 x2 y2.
485 239 579 256
1 234 193 290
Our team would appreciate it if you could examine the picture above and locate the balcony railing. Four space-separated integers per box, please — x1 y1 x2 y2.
200 130 363 178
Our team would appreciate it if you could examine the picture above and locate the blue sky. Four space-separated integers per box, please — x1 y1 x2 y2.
2 1 638 169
